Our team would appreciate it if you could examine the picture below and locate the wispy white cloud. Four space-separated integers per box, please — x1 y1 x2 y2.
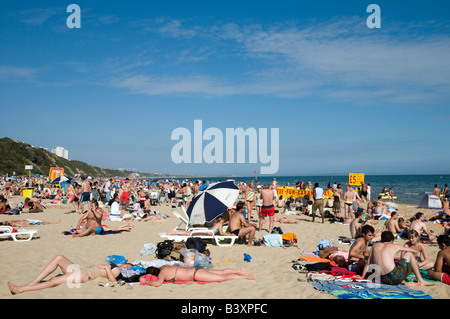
108 17 450 105
13 7 61 25
0 65 41 81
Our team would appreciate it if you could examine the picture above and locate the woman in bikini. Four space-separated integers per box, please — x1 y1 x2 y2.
66 182 80 214
141 265 256 287
165 215 230 236
245 181 256 222
6 255 132 295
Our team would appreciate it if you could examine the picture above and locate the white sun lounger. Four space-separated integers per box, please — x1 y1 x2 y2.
0 226 38 242
161 207 238 246
159 228 238 247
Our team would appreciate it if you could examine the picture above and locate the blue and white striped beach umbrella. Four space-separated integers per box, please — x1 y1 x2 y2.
187 181 239 226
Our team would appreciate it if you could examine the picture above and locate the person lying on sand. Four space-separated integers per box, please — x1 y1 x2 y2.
0 219 60 227
141 265 256 287
7 255 133 295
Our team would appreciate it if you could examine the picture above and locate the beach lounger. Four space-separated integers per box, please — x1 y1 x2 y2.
158 228 238 247
162 207 238 246
0 226 38 242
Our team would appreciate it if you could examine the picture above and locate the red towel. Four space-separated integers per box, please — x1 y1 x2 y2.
139 274 218 285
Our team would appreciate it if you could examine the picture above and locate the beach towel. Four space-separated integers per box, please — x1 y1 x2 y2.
309 279 433 299
139 274 219 285
406 269 440 283
300 255 337 267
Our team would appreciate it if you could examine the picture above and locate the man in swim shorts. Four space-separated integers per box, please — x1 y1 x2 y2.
73 200 104 238
120 178 131 208
259 183 276 233
361 231 434 286
80 176 92 209
428 234 450 285
228 202 256 246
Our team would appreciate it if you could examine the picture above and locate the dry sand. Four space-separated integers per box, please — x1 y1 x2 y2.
1 195 449 300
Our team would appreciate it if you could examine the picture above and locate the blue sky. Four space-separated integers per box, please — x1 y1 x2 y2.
1 0 449 176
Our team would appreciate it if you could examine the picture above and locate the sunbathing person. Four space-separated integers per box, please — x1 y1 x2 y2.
228 202 256 246
318 246 349 268
410 212 436 241
401 230 434 270
427 234 450 285
360 231 434 287
139 210 169 222
6 255 134 295
26 200 44 213
0 219 60 227
141 265 256 287
165 215 231 236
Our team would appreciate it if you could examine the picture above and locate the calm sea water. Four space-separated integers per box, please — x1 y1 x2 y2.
193 175 450 205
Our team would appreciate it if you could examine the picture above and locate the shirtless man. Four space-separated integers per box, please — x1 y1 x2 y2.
385 211 404 236
193 180 200 197
388 188 395 202
343 186 355 224
428 235 450 285
120 178 131 208
73 200 104 237
349 210 363 239
80 176 92 208
348 225 374 273
410 212 436 241
361 231 434 287
433 184 441 197
429 197 450 222
228 202 256 246
4 180 11 199
259 183 276 233
138 188 146 208
26 200 44 213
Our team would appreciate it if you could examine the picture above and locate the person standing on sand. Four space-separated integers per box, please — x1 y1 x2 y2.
80 176 92 210
120 178 131 208
311 182 324 223
259 183 276 233
360 231 434 287
343 186 354 224
333 184 343 218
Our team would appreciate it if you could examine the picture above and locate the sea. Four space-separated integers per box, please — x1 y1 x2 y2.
186 175 450 206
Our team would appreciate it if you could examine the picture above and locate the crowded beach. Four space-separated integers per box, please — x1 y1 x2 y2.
0 174 449 299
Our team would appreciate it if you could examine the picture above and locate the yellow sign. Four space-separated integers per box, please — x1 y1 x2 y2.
276 187 333 199
349 173 364 186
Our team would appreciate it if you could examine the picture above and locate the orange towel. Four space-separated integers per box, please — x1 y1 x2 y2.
300 255 337 267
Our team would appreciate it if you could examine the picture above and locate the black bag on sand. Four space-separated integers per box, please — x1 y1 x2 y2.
156 240 174 259
185 237 207 253
271 227 284 234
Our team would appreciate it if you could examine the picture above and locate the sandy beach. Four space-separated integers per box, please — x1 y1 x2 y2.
1 194 449 301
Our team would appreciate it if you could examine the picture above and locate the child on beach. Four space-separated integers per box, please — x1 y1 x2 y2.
401 230 434 270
